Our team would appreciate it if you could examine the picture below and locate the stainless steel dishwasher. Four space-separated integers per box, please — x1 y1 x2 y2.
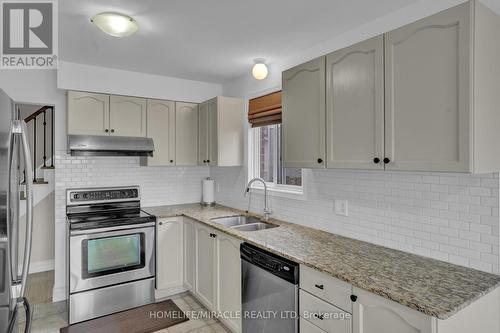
241 242 299 333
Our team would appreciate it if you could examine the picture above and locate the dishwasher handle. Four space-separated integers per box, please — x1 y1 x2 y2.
240 242 299 284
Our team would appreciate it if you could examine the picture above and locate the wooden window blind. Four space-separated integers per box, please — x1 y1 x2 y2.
248 91 282 128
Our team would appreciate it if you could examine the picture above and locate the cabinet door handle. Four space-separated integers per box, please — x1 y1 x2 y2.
373 157 380 164
314 284 324 290
158 221 163 226
317 158 323 164
350 294 358 302
104 129 109 133
383 157 390 164
207 160 210 163
314 313 324 320
110 129 115 133
170 160 174 163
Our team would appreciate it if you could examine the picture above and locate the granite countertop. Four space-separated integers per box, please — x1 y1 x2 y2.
144 203 500 320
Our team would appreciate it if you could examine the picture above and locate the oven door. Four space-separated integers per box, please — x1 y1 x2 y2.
69 223 155 293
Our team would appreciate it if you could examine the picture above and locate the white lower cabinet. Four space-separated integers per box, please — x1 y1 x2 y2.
300 290 351 333
352 287 435 333
194 223 217 310
216 232 242 332
301 317 328 333
183 217 196 291
156 217 184 296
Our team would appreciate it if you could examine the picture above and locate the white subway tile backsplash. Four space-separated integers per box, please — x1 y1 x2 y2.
54 151 209 226
211 167 500 274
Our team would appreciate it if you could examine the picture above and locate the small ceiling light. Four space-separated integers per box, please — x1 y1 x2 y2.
252 58 268 80
91 12 139 37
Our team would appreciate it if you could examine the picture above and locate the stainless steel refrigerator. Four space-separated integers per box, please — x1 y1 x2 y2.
0 89 34 333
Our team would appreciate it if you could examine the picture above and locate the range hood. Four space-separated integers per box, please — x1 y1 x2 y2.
68 135 154 156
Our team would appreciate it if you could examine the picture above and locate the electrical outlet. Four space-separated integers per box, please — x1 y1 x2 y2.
335 199 348 216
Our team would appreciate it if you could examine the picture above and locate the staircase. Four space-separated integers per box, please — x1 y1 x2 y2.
18 105 55 205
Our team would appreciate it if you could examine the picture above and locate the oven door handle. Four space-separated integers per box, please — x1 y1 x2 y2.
69 221 156 236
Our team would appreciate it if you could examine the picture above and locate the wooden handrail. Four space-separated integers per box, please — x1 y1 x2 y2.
24 105 52 122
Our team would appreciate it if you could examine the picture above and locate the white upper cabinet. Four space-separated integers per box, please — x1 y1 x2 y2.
282 57 326 168
198 96 244 167
208 98 219 166
282 1 500 173
198 101 210 165
175 102 199 166
67 91 110 136
145 99 175 166
326 35 385 170
109 95 147 137
384 3 470 172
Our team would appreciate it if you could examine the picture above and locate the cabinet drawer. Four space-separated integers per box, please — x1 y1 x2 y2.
300 317 328 333
300 265 352 312
300 290 351 333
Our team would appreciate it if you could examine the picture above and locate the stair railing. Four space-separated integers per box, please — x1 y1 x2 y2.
23 105 54 183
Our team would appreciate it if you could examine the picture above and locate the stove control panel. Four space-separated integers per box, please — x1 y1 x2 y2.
68 187 139 203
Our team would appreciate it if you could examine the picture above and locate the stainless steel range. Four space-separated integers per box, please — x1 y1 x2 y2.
66 186 156 324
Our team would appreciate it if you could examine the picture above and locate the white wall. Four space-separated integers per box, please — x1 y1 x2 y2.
223 0 467 97
58 61 223 103
212 167 500 274
1 68 220 302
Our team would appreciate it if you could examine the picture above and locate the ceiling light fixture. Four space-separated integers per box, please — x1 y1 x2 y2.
252 58 268 80
91 12 139 37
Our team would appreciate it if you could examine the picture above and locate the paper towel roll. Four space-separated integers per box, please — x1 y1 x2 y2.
202 177 215 205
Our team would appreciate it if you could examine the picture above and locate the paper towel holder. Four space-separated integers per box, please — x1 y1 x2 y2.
201 177 216 207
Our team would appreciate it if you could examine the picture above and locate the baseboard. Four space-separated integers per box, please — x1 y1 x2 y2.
17 259 54 275
52 286 67 302
155 286 187 301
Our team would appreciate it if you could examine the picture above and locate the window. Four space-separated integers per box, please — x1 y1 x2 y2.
250 123 303 190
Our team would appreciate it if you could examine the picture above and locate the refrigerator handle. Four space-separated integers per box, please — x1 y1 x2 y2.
17 120 34 299
8 120 34 299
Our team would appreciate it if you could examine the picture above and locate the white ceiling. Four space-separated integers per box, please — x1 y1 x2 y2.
60 0 420 84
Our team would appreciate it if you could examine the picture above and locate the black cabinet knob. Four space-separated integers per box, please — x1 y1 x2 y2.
314 313 324 320
104 129 109 133
170 160 174 163
110 129 115 133
314 284 324 290
317 158 323 164
350 295 358 302
207 160 210 163
383 157 390 164
373 157 380 164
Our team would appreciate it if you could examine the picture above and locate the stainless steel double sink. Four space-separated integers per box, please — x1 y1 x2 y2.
211 215 278 232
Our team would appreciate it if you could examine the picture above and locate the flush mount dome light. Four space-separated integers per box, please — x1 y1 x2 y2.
91 12 139 37
252 58 268 80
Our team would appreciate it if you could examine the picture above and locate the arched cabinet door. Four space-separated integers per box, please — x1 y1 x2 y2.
282 56 326 168
109 95 147 137
175 102 198 166
67 91 110 136
146 99 175 166
352 288 436 333
216 233 242 332
326 35 385 170
384 2 470 172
